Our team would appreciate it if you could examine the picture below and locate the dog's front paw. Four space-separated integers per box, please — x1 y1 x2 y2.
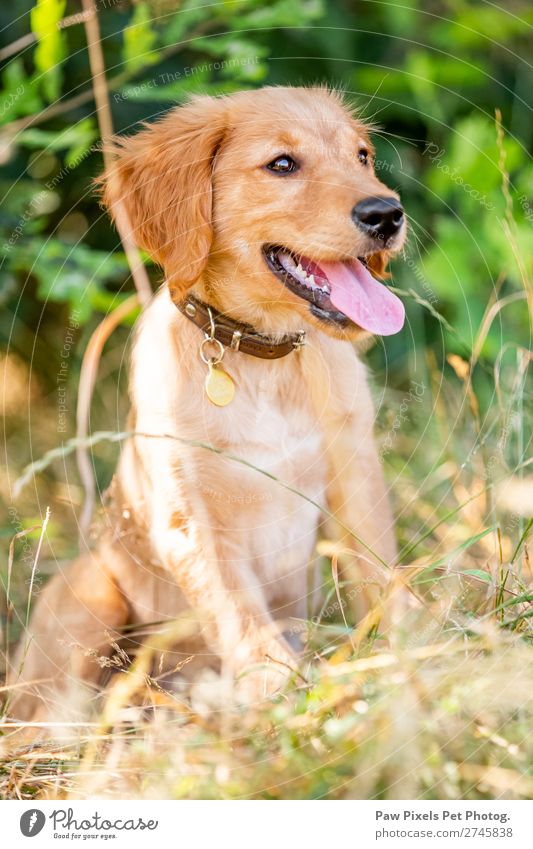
234 639 299 705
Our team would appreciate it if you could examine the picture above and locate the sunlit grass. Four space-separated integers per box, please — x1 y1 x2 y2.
1 333 531 799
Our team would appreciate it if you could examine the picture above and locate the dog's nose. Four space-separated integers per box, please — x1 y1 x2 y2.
352 196 404 242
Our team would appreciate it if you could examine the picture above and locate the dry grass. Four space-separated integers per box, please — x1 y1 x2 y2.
1 335 532 800
1 627 532 800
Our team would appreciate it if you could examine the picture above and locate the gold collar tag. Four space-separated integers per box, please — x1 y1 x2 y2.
205 361 235 407
199 308 236 407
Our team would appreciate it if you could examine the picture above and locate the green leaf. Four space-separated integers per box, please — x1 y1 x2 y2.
194 34 268 60
413 527 496 584
8 238 130 320
461 569 493 584
160 0 214 47
405 51 444 124
235 0 323 28
118 68 210 102
0 60 43 125
30 0 67 102
17 119 99 170
123 3 160 74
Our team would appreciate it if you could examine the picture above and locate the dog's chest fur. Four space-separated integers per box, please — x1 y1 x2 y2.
130 290 328 606
183 351 328 608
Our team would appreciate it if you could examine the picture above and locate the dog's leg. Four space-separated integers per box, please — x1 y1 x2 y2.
152 517 297 698
137 437 297 699
7 552 129 734
305 342 406 632
323 405 410 632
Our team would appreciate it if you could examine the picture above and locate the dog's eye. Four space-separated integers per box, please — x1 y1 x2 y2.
358 149 369 166
266 155 298 174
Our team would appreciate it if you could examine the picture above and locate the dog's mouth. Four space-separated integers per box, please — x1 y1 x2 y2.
263 245 405 335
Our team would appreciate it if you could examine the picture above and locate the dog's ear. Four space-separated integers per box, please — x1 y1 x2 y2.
98 97 227 297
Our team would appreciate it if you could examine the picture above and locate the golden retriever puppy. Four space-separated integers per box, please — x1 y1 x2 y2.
9 86 406 727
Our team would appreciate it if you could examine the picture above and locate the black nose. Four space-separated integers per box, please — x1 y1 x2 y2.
352 196 404 242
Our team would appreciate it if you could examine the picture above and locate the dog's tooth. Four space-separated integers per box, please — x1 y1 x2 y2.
308 274 315 286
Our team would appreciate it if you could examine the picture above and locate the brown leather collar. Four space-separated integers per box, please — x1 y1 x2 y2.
175 294 306 360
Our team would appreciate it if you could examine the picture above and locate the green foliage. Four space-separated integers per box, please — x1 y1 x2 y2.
30 0 67 102
0 59 43 126
0 0 324 333
18 118 99 167
409 111 531 357
8 238 130 321
123 3 161 74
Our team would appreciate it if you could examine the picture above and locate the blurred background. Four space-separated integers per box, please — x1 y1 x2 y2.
0 0 532 800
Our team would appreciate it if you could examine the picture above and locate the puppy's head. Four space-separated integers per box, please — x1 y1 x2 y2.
100 86 406 340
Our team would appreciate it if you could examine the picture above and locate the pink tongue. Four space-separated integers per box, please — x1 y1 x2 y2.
317 259 405 335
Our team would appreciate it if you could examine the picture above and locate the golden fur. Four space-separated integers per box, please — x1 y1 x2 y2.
9 87 406 730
